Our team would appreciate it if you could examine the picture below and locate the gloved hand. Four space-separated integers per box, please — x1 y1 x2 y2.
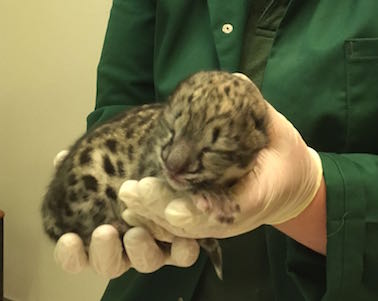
119 99 323 240
52 151 200 279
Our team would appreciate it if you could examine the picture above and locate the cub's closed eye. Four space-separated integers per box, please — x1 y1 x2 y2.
169 127 175 138
175 110 183 119
160 119 175 139
161 145 169 161
212 127 220 143
161 129 175 161
160 117 172 128
187 161 202 173
201 148 234 161
201 147 211 155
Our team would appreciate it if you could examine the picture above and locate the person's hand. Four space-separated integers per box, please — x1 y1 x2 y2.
52 151 200 278
119 98 323 240
54 225 199 278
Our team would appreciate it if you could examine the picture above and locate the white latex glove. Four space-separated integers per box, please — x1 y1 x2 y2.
52 151 199 278
54 225 199 278
119 100 323 240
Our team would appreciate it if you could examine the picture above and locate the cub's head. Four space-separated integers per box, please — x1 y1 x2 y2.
156 71 269 191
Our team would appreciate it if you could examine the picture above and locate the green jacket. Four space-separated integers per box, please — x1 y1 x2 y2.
88 1 378 300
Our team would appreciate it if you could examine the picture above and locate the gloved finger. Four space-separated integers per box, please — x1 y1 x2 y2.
122 209 175 243
53 150 69 168
118 179 139 202
119 178 182 235
165 198 241 238
120 178 198 232
124 227 167 273
89 225 130 278
164 197 200 227
137 178 226 230
119 178 174 214
166 237 200 267
138 177 178 206
54 233 88 274
232 72 253 83
165 198 222 231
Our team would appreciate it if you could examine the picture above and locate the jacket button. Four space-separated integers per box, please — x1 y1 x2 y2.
222 23 233 34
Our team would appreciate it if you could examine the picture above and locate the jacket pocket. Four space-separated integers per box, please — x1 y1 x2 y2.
344 38 378 152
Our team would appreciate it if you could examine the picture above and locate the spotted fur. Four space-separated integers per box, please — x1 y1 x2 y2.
41 71 269 278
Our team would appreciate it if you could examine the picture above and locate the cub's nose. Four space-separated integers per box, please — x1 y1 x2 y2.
165 140 191 174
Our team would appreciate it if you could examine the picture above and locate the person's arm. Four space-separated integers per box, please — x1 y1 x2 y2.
274 176 327 255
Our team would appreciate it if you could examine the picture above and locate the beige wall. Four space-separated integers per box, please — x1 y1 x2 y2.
0 1 113 300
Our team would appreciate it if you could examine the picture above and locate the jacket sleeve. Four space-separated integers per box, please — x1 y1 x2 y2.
282 152 378 300
87 0 156 130
318 152 378 299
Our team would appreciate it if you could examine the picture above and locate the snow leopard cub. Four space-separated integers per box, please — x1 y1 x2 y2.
41 71 269 279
